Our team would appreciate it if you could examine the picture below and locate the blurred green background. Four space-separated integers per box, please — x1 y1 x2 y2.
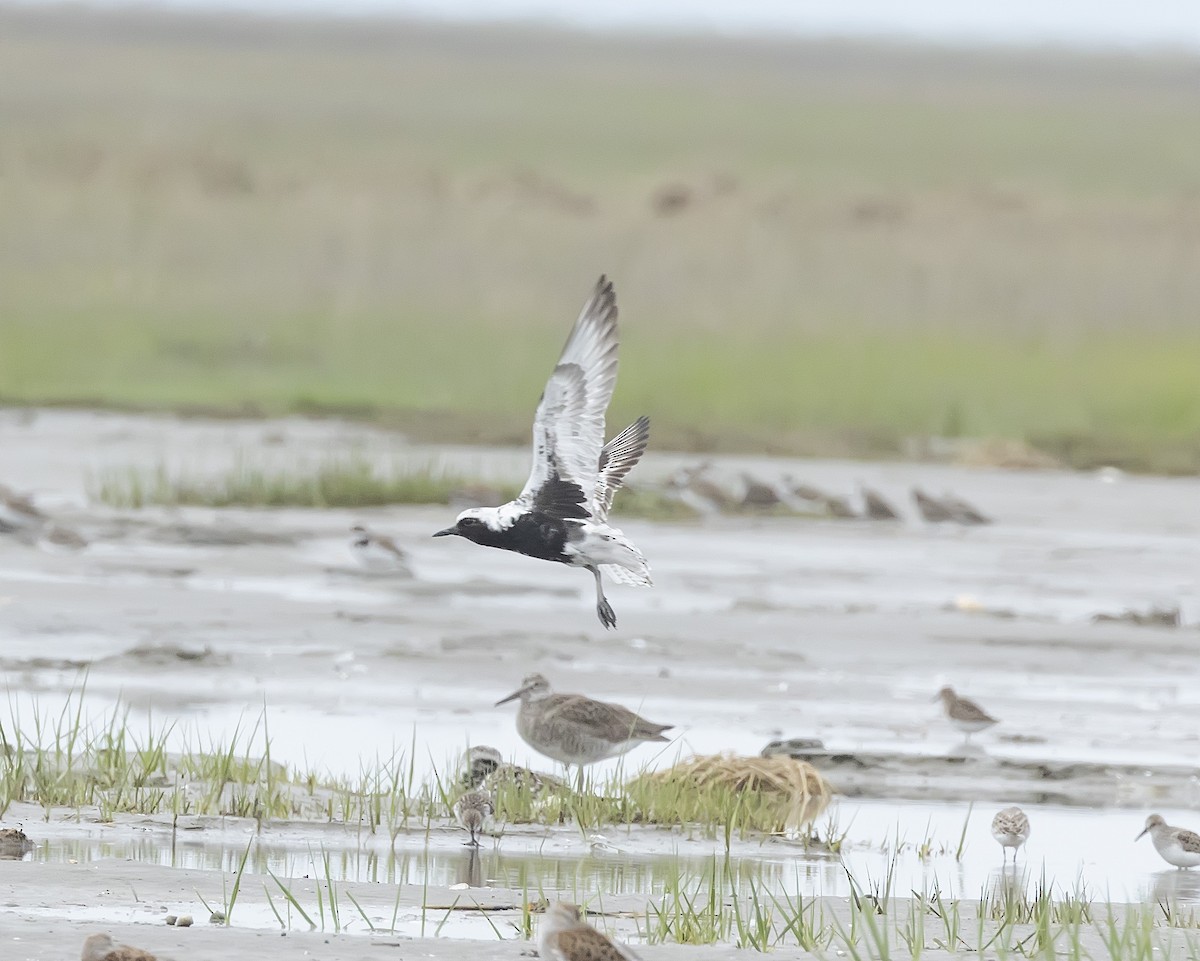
1 8 1197 470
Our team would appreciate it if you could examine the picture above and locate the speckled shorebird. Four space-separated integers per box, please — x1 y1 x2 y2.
991 806 1031 862
1137 814 1200 869
349 525 411 574
453 788 495 847
461 745 564 795
80 934 157 961
538 902 642 961
935 686 998 742
496 673 672 780
0 826 35 859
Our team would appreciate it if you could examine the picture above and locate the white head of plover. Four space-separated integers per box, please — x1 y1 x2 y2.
1137 814 1200 869
991 806 1031 862
538 902 641 961
432 277 651 629
495 672 671 777
934 686 998 742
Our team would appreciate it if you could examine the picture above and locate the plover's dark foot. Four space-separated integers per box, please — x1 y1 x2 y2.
596 598 617 630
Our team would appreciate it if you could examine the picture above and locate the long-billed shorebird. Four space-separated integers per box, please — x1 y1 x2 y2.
1137 814 1200 869
432 277 652 629
0 483 46 533
538 902 641 961
453 788 495 847
934 686 998 742
991 806 1031 862
81 934 157 961
496 673 672 781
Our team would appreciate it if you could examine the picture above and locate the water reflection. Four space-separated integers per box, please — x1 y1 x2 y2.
1150 869 1200 905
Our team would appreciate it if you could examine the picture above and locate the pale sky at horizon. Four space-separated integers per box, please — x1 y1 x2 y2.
28 0 1200 51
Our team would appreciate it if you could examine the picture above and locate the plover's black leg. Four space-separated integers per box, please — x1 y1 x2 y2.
587 565 617 629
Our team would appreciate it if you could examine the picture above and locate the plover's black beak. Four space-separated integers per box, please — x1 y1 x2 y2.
1136 827 1149 841
495 688 523 706
432 527 457 538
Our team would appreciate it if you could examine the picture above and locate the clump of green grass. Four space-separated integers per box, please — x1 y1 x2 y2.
89 458 696 519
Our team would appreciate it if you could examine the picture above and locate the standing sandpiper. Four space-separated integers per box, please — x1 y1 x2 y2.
81 934 157 961
538 902 641 961
1137 814 1200 869
453 788 495 847
991 806 1031 862
496 673 672 782
934 686 998 742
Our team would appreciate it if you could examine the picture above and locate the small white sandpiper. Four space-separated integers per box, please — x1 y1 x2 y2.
349 525 411 574
1137 814 1200 869
991 806 1031 862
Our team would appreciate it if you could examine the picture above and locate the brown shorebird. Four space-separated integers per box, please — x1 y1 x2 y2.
1137 814 1200 869
991 806 1031 862
941 492 991 525
81 934 157 961
496 673 672 780
861 486 901 520
912 487 957 523
538 902 641 961
453 788 494 847
934 686 998 742
349 525 411 574
0 484 46 533
738 472 784 509
666 462 732 515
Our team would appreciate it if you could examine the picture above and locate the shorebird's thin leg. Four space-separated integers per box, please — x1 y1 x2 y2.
586 565 617 630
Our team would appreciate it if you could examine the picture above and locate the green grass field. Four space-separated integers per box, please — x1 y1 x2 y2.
1 8 1198 470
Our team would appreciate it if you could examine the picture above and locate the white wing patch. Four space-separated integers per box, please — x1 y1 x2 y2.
592 415 650 521
516 277 620 519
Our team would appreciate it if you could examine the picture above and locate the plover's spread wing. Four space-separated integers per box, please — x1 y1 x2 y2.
592 415 650 521
516 277 619 520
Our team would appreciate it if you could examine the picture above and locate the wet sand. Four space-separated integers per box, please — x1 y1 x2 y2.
1 409 1199 954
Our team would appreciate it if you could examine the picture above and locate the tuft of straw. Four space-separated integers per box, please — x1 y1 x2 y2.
632 753 833 832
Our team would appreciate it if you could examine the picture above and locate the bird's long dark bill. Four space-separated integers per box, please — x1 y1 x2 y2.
495 689 523 706
1135 828 1149 840
432 527 457 537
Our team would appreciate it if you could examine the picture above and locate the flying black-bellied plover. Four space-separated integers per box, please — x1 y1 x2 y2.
453 788 495 846
433 277 651 629
1137 814 1200 869
538 902 641 961
935 686 998 742
81 934 157 961
496 673 671 779
350 525 411 574
991 806 1030 862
